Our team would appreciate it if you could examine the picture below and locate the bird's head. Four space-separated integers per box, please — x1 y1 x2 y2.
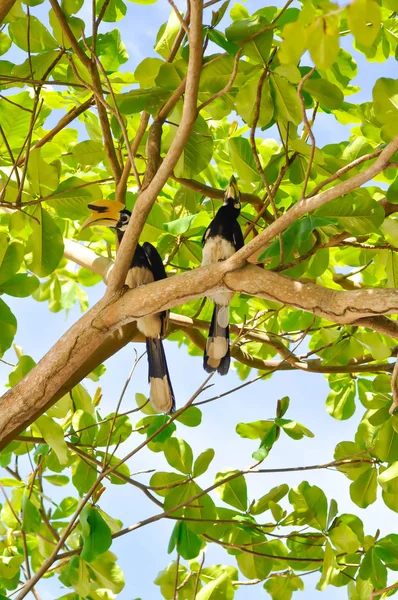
81 200 131 234
223 175 240 209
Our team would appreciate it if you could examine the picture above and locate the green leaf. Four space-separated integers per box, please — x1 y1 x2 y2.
35 415 68 465
304 78 344 110
44 474 69 486
0 555 23 580
314 192 385 236
350 467 377 508
96 0 126 22
0 274 39 297
226 15 273 63
193 448 215 477
8 354 35 387
235 76 273 127
9 17 57 52
228 136 261 183
21 492 41 532
348 0 381 47
264 573 304 599
288 481 328 530
326 375 356 420
214 470 247 511
316 541 336 591
279 21 306 65
80 505 112 562
72 409 97 446
375 419 398 462
373 78 398 139
26 205 64 277
164 437 193 474
72 140 105 167
155 10 181 59
135 57 163 88
269 73 302 125
47 176 101 219
0 238 24 285
150 471 186 497
115 87 171 115
27 148 59 196
329 522 361 553
175 406 202 427
53 496 78 519
171 521 203 560
165 111 213 178
359 548 387 590
307 16 339 70
196 572 235 600
277 396 290 418
250 484 289 515
236 419 274 440
96 414 132 447
72 457 97 495
0 32 12 55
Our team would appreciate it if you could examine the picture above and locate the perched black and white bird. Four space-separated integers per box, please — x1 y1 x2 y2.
201 176 244 375
81 200 175 414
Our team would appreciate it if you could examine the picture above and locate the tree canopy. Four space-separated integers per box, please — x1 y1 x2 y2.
1 0 398 598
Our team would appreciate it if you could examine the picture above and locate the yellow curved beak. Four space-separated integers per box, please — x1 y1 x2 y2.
225 175 240 201
81 200 125 230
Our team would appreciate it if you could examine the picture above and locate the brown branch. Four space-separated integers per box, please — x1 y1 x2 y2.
297 68 316 199
197 47 243 113
230 135 398 265
0 0 16 23
116 111 149 204
105 0 204 296
390 355 398 414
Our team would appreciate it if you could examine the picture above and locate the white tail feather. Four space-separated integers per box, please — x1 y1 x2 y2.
150 376 173 413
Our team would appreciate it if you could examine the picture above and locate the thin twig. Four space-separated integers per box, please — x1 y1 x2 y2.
297 67 316 200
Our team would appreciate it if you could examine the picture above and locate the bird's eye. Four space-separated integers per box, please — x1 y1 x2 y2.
121 213 129 223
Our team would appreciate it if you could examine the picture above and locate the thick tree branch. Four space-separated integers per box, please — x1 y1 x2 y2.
0 0 17 24
106 0 204 296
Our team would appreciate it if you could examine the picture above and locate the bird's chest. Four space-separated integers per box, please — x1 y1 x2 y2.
202 235 236 267
125 266 154 288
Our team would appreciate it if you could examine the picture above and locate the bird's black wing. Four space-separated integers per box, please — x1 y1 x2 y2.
142 241 169 337
142 242 167 281
232 221 244 251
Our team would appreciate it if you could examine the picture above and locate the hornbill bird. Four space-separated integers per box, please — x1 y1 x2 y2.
81 200 175 414
201 176 244 375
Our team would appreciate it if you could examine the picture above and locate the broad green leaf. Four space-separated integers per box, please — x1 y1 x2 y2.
72 457 97 496
316 542 336 591
135 57 163 88
47 176 101 219
348 0 381 47
0 239 24 285
8 354 35 387
26 206 64 277
0 32 12 55
0 274 39 297
80 505 112 562
314 192 385 236
279 21 306 65
228 136 261 183
250 484 289 515
96 414 132 447
288 481 327 530
170 521 203 560
264 573 304 599
350 467 377 508
165 111 213 178
226 15 273 63
150 471 187 497
53 497 79 519
21 492 41 532
164 437 193 474
373 78 398 139
304 79 344 110
329 522 361 553
96 0 126 22
154 10 180 59
0 556 23 580
235 76 273 127
307 16 339 70
359 548 387 590
44 474 69 486
236 419 274 440
72 409 98 446
27 148 59 196
326 375 356 420
115 87 171 115
378 462 398 494
269 73 302 125
175 406 202 427
9 16 57 52
214 470 247 511
72 141 105 167
193 448 215 477
35 414 68 465
196 572 235 600
374 419 398 462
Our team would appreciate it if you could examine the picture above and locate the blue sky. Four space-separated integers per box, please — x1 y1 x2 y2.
1 1 397 599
